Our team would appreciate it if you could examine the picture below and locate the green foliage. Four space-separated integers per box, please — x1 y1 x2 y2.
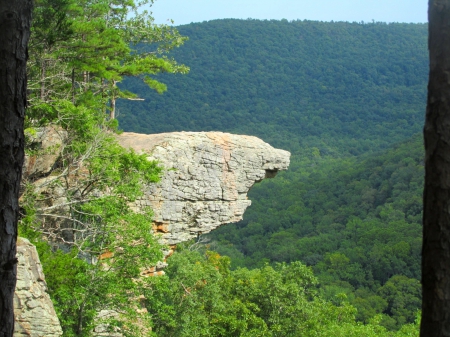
378 275 421 328
20 96 165 335
118 19 427 158
33 215 163 336
20 1 189 335
28 0 188 120
36 245 97 336
145 245 419 336
116 21 427 328
20 118 165 336
22 14 427 335
209 134 423 329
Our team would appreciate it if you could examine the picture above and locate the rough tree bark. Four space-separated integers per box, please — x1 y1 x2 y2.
422 1 450 336
0 1 32 336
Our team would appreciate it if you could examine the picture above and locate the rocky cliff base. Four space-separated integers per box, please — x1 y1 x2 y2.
14 238 63 336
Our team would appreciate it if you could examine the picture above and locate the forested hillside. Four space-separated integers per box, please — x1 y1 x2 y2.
212 134 423 329
19 4 428 333
118 19 427 157
118 19 428 330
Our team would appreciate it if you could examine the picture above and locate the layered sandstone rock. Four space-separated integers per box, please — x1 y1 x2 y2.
118 131 290 244
14 238 63 337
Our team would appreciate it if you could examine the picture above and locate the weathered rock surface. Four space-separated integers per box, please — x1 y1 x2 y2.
14 238 63 337
16 130 289 334
118 131 290 244
23 126 67 179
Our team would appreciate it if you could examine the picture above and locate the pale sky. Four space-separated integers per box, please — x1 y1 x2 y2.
150 0 427 26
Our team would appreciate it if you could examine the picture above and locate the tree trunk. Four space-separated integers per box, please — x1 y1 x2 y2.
0 1 32 336
110 96 116 120
110 80 117 120
422 1 450 336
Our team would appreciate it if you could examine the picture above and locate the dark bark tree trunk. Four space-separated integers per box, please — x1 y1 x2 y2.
422 1 450 336
0 1 32 336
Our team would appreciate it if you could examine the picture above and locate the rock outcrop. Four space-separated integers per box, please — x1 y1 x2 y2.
118 131 290 244
14 238 63 337
23 126 67 179
15 130 289 334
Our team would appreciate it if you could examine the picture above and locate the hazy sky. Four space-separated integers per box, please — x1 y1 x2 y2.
150 0 427 26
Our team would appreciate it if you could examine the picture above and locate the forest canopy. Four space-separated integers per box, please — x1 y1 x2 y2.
22 12 428 336
117 19 428 332
118 19 427 158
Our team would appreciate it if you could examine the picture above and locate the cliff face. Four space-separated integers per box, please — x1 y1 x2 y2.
118 131 290 244
16 130 290 333
14 238 63 337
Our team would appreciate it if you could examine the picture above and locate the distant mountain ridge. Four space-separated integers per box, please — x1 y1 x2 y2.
118 19 428 158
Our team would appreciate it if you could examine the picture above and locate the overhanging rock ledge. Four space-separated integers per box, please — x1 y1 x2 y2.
117 131 291 244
